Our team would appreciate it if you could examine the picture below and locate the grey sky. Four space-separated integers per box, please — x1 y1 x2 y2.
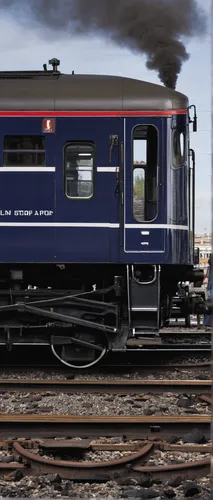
0 0 211 234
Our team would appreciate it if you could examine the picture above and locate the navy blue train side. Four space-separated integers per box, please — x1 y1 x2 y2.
0 58 206 368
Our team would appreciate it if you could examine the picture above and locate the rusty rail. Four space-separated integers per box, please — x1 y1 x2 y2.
199 395 212 405
0 437 209 483
0 414 210 440
133 458 210 480
0 378 211 394
9 439 210 482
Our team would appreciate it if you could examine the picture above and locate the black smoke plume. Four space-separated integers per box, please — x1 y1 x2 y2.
0 0 207 88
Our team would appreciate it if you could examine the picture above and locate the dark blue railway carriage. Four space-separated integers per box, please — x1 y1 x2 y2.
0 59 203 367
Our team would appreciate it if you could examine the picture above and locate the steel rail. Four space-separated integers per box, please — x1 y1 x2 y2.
11 439 210 482
13 440 152 469
199 395 212 405
133 458 210 480
0 378 211 394
0 414 210 440
37 439 212 453
0 342 210 350
124 343 211 350
0 362 210 370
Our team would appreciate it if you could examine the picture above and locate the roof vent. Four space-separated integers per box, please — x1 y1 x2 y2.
0 58 61 80
48 58 60 72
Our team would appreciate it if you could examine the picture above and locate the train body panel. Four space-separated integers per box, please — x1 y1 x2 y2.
0 113 190 265
0 62 206 368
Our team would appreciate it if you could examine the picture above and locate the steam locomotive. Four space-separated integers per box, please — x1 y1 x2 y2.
0 58 207 368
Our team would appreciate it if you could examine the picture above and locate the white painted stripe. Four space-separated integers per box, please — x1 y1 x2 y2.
97 167 119 172
0 167 117 173
125 224 189 230
0 222 189 229
0 222 120 228
0 167 55 172
141 231 150 235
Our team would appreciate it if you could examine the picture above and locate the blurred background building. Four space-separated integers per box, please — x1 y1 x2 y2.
195 233 211 284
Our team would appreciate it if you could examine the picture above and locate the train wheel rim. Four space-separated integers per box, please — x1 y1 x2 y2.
50 335 108 369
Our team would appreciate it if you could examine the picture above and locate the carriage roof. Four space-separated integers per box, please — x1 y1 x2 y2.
0 72 188 111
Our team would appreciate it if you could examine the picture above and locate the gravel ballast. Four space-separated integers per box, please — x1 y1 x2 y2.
0 350 210 498
0 365 210 381
0 475 210 499
0 391 210 416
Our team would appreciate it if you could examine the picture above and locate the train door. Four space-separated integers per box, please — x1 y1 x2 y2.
55 116 121 262
123 117 166 256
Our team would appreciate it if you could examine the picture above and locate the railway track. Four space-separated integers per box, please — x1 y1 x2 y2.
0 437 208 483
0 358 212 376
0 342 211 372
0 414 210 440
0 378 211 394
124 342 211 349
0 361 210 369
0 364 210 495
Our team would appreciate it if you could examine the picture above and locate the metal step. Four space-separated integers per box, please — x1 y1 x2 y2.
127 338 162 346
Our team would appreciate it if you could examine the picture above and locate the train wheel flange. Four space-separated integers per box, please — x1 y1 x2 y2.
50 331 108 369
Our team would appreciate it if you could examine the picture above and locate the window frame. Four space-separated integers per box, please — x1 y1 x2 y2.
132 124 159 223
64 141 95 201
3 135 46 167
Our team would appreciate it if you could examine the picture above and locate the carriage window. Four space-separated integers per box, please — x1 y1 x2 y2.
173 131 186 167
3 136 45 167
133 125 158 222
64 142 94 199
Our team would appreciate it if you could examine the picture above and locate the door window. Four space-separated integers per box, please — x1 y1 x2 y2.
132 125 158 222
